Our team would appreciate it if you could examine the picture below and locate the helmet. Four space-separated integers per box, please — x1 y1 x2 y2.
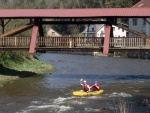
83 80 87 83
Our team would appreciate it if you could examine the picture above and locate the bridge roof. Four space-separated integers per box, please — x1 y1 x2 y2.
0 8 150 18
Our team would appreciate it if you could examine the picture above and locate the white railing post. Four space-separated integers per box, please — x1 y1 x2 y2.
69 37 72 48
15 37 17 46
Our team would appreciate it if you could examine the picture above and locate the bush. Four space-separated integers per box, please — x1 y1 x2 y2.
0 51 28 67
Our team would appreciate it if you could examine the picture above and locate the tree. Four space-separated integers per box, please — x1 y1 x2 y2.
59 0 64 9
40 0 48 9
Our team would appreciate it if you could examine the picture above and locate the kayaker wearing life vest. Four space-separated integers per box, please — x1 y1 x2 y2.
80 78 90 92
91 81 100 91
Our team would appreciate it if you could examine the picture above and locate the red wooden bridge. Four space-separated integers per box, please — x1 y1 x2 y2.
0 8 150 55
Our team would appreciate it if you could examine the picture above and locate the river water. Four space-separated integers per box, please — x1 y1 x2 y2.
0 53 150 113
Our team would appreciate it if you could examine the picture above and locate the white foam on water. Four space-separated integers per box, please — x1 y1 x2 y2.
28 105 53 109
85 107 102 112
17 95 105 113
58 105 74 113
133 90 139 92
52 96 75 104
70 100 86 105
17 105 73 113
52 96 87 105
87 96 102 99
31 101 41 104
139 80 144 83
7 102 14 106
109 92 132 97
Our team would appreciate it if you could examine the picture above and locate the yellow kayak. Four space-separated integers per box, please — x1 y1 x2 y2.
73 90 104 96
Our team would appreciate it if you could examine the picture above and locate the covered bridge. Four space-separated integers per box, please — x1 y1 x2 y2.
0 8 150 54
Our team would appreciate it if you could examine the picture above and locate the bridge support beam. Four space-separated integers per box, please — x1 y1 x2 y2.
1 19 4 34
103 25 111 55
29 25 38 54
39 19 44 36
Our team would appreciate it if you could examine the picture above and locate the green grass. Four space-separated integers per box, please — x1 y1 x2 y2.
10 58 55 74
0 51 54 87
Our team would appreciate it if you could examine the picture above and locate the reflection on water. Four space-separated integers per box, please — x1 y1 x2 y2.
0 53 150 113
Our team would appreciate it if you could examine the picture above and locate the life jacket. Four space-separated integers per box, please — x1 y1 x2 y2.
92 83 100 91
83 84 89 91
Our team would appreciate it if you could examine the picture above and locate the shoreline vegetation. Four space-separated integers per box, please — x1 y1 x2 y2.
0 51 54 87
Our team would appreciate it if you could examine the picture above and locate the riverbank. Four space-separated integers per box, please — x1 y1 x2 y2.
46 51 150 59
0 56 54 87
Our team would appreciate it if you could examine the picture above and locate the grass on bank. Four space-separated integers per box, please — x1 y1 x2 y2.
0 51 54 86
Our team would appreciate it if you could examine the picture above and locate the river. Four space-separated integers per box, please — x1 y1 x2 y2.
0 53 150 113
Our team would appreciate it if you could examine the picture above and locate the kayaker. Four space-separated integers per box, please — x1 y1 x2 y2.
91 81 100 91
80 78 90 92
